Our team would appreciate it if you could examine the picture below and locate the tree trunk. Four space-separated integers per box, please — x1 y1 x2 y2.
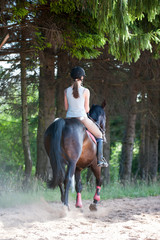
120 86 137 183
139 94 146 180
139 88 159 182
55 51 70 118
139 113 146 179
148 90 159 182
149 121 159 181
144 120 150 181
20 21 32 181
36 49 55 180
102 103 110 185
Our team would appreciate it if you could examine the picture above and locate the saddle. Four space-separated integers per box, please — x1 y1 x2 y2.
86 130 97 144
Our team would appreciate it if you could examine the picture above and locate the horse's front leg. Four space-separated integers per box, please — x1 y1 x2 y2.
89 162 102 211
75 167 83 208
93 185 101 204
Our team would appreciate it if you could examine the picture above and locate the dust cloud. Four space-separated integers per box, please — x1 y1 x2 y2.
0 196 160 240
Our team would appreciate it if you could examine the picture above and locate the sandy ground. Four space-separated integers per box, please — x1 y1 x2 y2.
0 196 160 240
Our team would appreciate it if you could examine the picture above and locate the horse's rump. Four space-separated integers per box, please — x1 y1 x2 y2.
61 118 86 161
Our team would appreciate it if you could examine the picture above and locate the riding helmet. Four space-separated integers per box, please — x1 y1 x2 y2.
70 66 85 80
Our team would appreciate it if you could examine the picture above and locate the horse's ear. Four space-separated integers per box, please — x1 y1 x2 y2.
90 104 95 109
101 100 106 109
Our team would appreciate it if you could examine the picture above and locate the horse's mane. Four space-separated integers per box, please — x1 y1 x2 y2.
89 104 106 130
89 105 105 121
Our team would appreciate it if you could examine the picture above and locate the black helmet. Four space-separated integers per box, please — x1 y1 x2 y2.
70 66 85 80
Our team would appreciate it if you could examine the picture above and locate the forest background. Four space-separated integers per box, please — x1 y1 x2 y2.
0 0 160 191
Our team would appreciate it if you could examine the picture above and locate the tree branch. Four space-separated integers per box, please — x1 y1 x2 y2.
0 33 9 49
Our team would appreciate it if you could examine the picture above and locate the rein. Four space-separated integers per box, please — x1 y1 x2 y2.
88 115 105 135
88 114 107 142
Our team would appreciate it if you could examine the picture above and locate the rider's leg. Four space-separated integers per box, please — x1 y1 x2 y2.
96 138 108 167
80 117 102 138
80 117 108 167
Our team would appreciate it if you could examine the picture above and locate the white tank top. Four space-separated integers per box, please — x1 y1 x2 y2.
66 86 87 118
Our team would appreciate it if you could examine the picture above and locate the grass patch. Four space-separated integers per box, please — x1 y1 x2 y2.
0 173 160 208
71 181 160 201
0 188 76 208
100 181 160 199
0 189 61 208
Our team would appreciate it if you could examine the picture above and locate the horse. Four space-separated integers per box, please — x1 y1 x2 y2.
44 101 106 210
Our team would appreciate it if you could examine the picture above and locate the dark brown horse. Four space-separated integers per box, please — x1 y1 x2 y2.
44 102 106 210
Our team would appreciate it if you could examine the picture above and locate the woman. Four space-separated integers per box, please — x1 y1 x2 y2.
64 66 108 167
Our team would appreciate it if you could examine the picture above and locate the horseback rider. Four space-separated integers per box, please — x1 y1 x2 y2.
64 66 108 167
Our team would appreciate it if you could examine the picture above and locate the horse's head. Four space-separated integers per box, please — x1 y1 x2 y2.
89 101 106 133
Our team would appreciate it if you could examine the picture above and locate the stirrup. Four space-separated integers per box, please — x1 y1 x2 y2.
97 158 108 168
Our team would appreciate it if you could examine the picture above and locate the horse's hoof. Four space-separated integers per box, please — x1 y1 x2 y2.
75 204 83 208
67 205 71 211
63 204 70 211
89 203 98 211
75 206 83 213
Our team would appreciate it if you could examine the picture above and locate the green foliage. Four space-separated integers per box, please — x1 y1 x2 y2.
110 142 122 182
12 7 29 22
33 31 52 51
128 0 160 22
10 1 30 23
0 64 39 172
0 114 24 171
0 104 38 172
63 32 106 59
105 0 160 62
52 0 160 62
38 0 47 4
50 0 77 14
7 0 160 62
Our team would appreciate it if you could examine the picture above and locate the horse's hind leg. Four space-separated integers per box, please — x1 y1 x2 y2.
89 163 102 211
75 168 83 208
59 183 65 203
64 162 76 207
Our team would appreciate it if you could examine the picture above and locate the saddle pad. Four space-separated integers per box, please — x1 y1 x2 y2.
86 130 97 144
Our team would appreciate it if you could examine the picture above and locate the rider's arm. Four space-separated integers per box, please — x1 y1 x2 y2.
84 88 90 113
64 89 68 111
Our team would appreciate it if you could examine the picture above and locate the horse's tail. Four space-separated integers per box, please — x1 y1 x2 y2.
45 118 66 189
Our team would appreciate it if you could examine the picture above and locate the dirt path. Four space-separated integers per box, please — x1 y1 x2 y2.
0 196 160 240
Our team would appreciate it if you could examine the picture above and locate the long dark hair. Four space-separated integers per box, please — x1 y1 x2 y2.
72 80 80 98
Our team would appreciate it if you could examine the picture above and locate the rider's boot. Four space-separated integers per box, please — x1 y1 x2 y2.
96 138 108 167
